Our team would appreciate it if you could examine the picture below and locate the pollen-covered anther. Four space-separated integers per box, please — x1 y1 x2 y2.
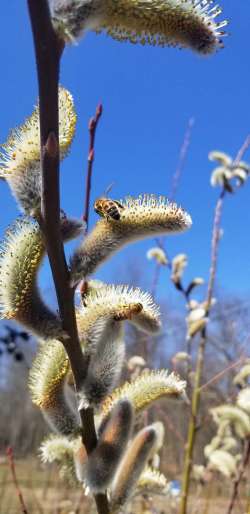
50 0 228 55
0 87 76 215
101 369 186 417
71 195 192 284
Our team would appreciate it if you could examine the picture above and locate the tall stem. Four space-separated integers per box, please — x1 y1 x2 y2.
179 190 225 514
26 2 109 512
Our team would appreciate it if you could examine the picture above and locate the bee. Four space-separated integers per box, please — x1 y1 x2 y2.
94 197 124 221
114 303 143 321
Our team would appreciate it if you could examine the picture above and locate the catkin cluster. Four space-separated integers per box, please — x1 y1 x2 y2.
0 84 191 511
196 361 250 480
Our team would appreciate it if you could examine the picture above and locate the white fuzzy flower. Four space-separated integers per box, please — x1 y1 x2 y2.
0 88 76 216
50 0 228 55
147 247 168 265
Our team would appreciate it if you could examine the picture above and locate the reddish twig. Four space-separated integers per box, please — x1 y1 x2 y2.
80 104 102 299
226 438 250 514
83 104 103 231
6 447 28 514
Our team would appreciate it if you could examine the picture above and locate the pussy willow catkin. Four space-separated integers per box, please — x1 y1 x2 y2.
0 216 83 339
29 340 79 435
101 369 186 417
0 87 76 216
50 0 227 55
110 424 159 511
71 195 192 285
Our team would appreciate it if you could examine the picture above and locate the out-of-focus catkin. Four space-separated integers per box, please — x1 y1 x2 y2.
86 400 134 492
110 424 159 511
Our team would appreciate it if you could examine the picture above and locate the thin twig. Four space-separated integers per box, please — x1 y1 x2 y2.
199 355 246 392
169 117 195 202
80 104 102 299
6 447 28 514
226 438 250 514
179 136 250 514
179 189 226 514
83 104 103 231
26 2 109 513
153 118 194 297
234 135 250 165
151 263 161 298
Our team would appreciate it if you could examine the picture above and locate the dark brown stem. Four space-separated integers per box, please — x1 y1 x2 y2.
83 104 103 230
6 447 29 514
226 438 250 514
26 3 109 513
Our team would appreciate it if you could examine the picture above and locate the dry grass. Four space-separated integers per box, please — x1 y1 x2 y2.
1 456 248 514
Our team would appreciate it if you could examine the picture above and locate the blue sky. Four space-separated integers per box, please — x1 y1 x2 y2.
0 1 250 308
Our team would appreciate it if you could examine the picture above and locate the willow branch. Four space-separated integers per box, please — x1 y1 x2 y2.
26 3 109 513
83 104 103 230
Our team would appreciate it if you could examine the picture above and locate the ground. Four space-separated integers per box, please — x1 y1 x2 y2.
0 457 248 514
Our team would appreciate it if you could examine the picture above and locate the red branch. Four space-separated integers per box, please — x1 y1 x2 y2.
6 447 28 514
83 104 103 231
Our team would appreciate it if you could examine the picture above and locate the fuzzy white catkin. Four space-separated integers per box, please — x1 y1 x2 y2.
0 87 76 216
70 195 192 285
29 340 79 435
0 216 84 340
101 369 186 417
76 284 161 343
50 0 228 55
78 320 125 409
